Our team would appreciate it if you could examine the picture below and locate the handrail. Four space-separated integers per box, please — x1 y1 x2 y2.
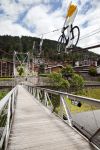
0 86 17 112
0 85 18 150
24 84 100 149
26 85 100 106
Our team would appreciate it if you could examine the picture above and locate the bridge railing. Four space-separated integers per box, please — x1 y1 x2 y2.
24 84 100 149
0 86 18 150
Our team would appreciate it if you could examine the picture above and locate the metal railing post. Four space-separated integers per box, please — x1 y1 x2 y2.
44 91 48 107
23 84 100 149
5 97 11 150
37 89 40 101
0 86 18 149
60 95 63 118
60 95 72 126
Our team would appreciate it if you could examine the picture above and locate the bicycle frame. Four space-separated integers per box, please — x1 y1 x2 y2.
57 2 80 53
61 24 74 46
62 1 78 47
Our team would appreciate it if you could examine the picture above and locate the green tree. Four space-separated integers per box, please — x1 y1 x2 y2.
38 64 45 74
61 65 74 79
48 72 70 112
70 74 84 93
0 35 99 63
17 66 24 76
61 65 84 94
89 66 97 76
49 72 70 90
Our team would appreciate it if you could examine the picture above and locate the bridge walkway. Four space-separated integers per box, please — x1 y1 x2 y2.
8 86 95 150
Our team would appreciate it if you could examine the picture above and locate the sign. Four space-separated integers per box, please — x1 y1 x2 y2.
67 3 77 17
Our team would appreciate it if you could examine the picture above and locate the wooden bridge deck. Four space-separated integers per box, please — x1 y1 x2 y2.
8 86 95 150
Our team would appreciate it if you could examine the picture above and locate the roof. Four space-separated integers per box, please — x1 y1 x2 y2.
45 65 64 70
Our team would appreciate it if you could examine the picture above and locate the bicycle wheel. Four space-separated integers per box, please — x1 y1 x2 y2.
57 34 68 53
70 25 80 47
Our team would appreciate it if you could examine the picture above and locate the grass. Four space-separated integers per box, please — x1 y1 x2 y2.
0 89 10 100
56 89 100 114
49 88 100 114
39 73 50 77
53 97 95 115
66 89 100 113
82 88 100 100
0 78 14 81
65 98 96 113
66 88 100 113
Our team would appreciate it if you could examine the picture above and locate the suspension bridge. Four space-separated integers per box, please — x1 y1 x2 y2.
0 79 100 150
0 43 100 149
0 34 100 149
0 15 100 150
0 1 100 149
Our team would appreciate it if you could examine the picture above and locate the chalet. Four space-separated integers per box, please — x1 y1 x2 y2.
74 59 98 73
45 65 64 73
75 60 97 67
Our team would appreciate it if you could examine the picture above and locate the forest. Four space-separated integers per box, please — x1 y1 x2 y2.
0 35 100 63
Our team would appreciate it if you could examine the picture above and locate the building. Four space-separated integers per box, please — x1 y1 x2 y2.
75 60 97 67
0 60 13 77
45 65 64 73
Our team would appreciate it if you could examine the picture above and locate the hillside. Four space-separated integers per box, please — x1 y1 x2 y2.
0 35 100 64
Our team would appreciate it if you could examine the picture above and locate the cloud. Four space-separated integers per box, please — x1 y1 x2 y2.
73 0 100 54
0 0 100 54
22 4 64 38
0 20 34 37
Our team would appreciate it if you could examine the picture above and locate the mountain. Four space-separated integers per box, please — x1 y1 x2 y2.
0 35 100 64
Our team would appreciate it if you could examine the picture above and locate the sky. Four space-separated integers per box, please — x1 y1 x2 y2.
0 0 100 54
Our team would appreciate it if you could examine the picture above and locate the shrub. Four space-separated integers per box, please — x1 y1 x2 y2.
50 94 60 113
61 65 74 79
70 73 84 93
38 64 45 74
49 72 70 90
61 65 84 94
89 66 97 76
17 66 24 76
48 72 70 112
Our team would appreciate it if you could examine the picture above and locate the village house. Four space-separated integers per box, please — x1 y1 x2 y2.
45 65 64 73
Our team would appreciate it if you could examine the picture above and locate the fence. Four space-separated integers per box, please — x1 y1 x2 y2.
24 85 100 149
0 86 18 150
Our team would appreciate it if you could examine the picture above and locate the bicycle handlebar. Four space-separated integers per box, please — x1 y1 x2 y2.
61 25 69 33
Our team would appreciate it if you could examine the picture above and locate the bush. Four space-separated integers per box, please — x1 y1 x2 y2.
17 66 25 76
70 73 84 93
48 73 70 113
38 64 45 74
49 72 70 90
0 90 9 100
48 71 84 111
61 65 84 94
50 94 60 113
89 66 97 76
61 65 74 79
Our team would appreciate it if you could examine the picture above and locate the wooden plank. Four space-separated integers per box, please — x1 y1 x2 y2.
7 85 95 150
